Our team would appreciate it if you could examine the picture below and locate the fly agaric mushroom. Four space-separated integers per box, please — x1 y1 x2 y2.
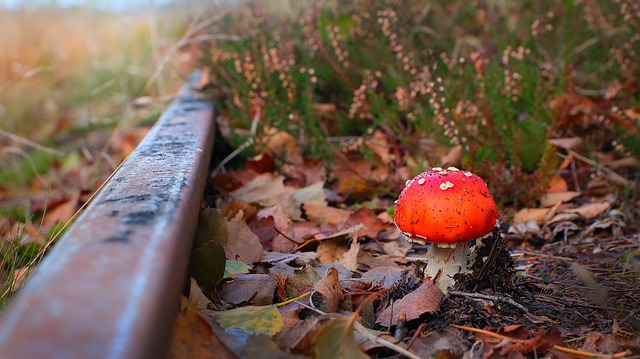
394 167 498 292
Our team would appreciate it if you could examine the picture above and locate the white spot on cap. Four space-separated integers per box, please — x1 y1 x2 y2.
406 179 410 186
464 171 473 177
447 167 460 171
431 167 443 171
445 181 454 188
418 178 426 185
438 170 448 175
440 181 454 190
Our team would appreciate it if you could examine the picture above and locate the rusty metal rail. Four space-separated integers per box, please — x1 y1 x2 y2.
0 73 215 359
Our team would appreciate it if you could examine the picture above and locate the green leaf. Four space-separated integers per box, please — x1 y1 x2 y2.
208 305 283 336
223 260 250 278
189 209 227 292
315 315 369 359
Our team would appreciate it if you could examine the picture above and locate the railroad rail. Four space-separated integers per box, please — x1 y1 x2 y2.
0 73 215 359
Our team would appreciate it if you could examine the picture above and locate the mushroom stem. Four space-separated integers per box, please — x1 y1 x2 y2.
424 242 470 292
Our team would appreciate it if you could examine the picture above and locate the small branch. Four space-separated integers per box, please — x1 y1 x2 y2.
452 324 631 359
352 321 421 359
274 226 302 245
0 129 63 156
449 290 529 314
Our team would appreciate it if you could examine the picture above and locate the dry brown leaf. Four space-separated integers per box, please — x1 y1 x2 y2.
263 127 303 165
512 208 550 224
579 332 625 354
546 174 569 192
221 198 257 221
343 207 388 239
294 182 327 207
313 267 344 313
562 202 611 220
376 281 444 326
189 277 213 311
548 137 583 150
539 191 581 207
230 173 300 219
303 202 350 227
441 145 463 167
224 211 263 263
219 273 277 306
245 151 276 174
43 190 80 232
408 327 466 359
382 240 411 258
360 266 403 288
317 238 347 264
254 205 294 252
365 130 392 164
339 238 360 271
167 297 238 359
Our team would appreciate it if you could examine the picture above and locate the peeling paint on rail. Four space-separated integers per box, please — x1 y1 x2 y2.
0 73 215 359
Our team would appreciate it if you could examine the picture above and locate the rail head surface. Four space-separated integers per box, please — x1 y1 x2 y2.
0 73 215 359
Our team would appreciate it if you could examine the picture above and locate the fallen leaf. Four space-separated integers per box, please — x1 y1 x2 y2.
208 305 284 336
317 238 347 265
343 207 387 239
364 130 391 164
546 174 569 192
376 280 444 326
285 265 321 299
562 202 611 220
303 202 350 227
314 315 369 359
190 209 227 293
294 181 327 207
539 191 581 207
220 274 277 306
189 278 213 311
43 190 80 232
224 260 250 278
230 173 299 219
221 199 257 222
313 267 344 313
262 127 303 165
168 297 238 359
339 238 360 271
512 208 550 224
360 266 403 288
224 211 263 263
244 334 307 359
579 332 625 354
548 137 583 150
408 327 466 359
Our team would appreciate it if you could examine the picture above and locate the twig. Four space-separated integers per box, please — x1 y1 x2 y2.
274 226 303 245
353 321 421 359
449 290 529 313
451 324 631 358
406 323 427 350
0 129 63 156
539 294 631 313
619 308 639 326
296 290 420 359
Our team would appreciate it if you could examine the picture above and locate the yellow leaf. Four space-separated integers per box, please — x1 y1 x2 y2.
208 305 283 336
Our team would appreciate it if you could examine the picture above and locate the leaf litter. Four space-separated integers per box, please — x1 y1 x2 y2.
174 111 639 358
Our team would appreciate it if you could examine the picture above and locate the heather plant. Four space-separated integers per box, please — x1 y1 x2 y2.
202 0 639 207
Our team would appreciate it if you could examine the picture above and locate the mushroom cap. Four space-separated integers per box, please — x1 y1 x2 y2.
394 168 498 244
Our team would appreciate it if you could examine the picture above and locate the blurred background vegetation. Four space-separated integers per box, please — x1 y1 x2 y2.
0 0 220 308
202 0 640 208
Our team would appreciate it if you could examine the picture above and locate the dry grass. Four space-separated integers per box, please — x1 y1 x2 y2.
0 6 196 140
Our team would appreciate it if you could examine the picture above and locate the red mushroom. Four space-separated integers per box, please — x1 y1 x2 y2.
394 167 498 291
